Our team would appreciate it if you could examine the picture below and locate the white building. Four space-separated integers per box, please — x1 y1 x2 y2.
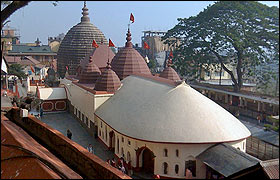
94 74 251 179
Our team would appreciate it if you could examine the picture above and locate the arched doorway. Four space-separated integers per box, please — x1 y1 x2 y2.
142 148 155 174
109 131 115 151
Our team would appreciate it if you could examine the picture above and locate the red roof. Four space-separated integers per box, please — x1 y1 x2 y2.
159 66 181 81
80 44 115 69
111 28 151 80
94 62 121 93
260 159 279 179
79 56 101 84
1 114 82 179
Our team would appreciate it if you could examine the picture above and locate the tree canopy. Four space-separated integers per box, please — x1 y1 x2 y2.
162 1 279 92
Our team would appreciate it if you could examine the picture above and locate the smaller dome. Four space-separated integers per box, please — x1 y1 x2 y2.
94 62 121 93
79 56 101 84
159 59 181 81
111 28 151 80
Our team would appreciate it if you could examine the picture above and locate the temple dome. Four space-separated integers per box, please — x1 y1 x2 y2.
159 59 181 81
57 2 108 77
95 75 251 143
94 62 121 93
80 44 115 71
78 56 101 84
111 28 151 80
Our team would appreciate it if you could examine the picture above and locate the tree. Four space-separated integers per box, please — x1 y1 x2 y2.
162 1 279 92
8 64 27 80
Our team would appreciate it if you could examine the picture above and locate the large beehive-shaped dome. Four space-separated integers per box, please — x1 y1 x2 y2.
57 2 108 77
111 28 151 80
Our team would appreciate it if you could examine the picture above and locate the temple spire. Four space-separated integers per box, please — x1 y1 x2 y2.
81 1 90 22
125 28 133 47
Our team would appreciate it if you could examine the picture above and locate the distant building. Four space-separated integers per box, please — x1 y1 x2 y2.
6 39 56 65
48 33 65 53
1 25 20 54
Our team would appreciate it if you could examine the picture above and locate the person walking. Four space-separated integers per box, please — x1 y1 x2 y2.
87 144 94 154
40 107 43 118
67 129 72 139
257 114 261 125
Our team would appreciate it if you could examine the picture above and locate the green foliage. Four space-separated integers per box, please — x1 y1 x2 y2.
147 59 157 73
163 1 279 92
8 64 27 80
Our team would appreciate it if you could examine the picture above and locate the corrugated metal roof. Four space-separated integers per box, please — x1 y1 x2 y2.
260 159 279 179
196 143 261 177
241 120 279 146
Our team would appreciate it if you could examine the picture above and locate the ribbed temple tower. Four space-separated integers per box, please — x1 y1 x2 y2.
111 28 151 80
57 1 108 77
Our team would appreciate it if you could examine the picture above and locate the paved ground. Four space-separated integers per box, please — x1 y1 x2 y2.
40 112 115 162
1 95 13 107
40 112 151 179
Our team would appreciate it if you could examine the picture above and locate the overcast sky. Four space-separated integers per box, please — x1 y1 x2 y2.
4 1 279 47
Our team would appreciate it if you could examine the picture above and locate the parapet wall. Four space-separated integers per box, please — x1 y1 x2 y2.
7 107 131 179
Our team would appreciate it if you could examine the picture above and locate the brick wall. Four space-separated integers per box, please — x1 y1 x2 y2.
7 108 131 179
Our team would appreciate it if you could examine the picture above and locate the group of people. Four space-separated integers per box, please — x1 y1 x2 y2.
106 156 133 176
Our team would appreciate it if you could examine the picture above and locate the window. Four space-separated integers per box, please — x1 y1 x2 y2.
164 149 168 157
82 114 84 122
105 126 107 141
163 162 168 174
122 137 124 143
121 147 124 157
128 139 131 146
185 160 196 177
99 130 101 136
86 117 88 126
127 151 131 162
117 138 119 153
176 149 179 157
78 111 81 119
175 164 179 174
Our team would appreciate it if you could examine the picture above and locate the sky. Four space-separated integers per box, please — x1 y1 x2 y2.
3 1 279 47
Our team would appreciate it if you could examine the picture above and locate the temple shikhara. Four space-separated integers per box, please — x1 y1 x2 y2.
1 1 279 180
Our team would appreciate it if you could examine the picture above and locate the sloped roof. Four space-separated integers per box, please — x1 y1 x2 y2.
1 115 82 179
95 75 251 143
94 63 121 93
8 45 55 54
78 56 101 84
260 159 279 179
111 28 151 80
80 44 115 69
38 87 67 100
196 143 261 177
159 66 181 81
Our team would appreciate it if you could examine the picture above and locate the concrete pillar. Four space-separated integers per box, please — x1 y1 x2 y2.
225 94 228 104
257 102 261 112
239 97 243 107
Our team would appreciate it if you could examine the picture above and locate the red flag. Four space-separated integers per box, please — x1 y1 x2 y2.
109 39 115 47
130 13 134 23
92 39 99 48
66 66 68 71
30 65 35 73
169 50 173 58
144 42 150 49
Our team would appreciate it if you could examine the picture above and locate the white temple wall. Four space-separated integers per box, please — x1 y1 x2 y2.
96 116 246 179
